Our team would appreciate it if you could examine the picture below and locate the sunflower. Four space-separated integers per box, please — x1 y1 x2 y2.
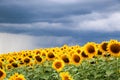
9 73 26 80
107 41 120 57
80 51 89 59
75 48 81 54
71 53 82 66
34 55 45 64
52 59 65 72
47 51 56 60
97 50 103 56
6 64 13 70
60 54 71 64
34 49 41 55
23 57 31 64
84 42 97 58
60 72 73 80
0 69 6 80
98 41 108 53
11 62 19 68
7 57 15 64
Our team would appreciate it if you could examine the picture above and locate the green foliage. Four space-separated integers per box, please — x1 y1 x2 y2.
4 56 120 80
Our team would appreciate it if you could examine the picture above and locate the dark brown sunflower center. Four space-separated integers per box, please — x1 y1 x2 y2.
9 59 14 63
12 63 18 68
102 43 108 51
0 71 3 77
98 50 102 55
24 58 30 63
48 53 55 58
35 56 42 62
77 50 81 54
36 51 41 55
64 76 70 80
62 57 69 63
110 44 120 54
16 78 23 80
87 45 95 53
55 62 62 69
81 52 88 58
74 55 80 63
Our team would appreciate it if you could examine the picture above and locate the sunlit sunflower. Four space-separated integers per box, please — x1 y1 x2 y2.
11 62 19 68
84 42 97 58
107 41 120 57
80 51 89 59
71 53 82 66
98 41 108 53
23 57 31 64
34 55 45 64
34 49 41 55
7 57 15 64
60 54 71 64
6 64 13 70
47 51 56 60
60 72 73 80
0 69 6 80
75 48 81 54
52 59 65 72
9 73 26 80
41 50 47 57
97 49 103 56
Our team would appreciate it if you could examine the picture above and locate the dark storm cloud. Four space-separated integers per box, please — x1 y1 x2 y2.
0 0 120 52
0 0 120 23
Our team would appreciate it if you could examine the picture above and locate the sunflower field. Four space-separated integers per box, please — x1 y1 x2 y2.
0 39 120 80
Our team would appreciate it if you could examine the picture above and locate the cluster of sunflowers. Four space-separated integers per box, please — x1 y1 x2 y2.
0 39 120 80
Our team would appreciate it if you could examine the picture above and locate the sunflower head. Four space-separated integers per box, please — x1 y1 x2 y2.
34 55 44 64
84 42 97 58
72 53 82 66
23 57 31 64
61 54 70 64
52 59 65 72
80 51 89 59
11 62 19 68
47 51 56 60
0 69 6 80
99 41 108 53
107 41 120 57
9 73 26 80
76 48 81 54
60 72 73 80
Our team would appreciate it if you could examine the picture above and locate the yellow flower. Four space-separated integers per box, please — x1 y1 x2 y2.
107 41 120 57
60 72 73 80
84 42 97 58
75 48 81 54
47 51 56 60
34 55 45 64
0 69 6 80
98 41 108 53
80 51 89 59
23 57 31 64
6 64 13 70
52 59 65 72
11 62 19 68
60 54 71 64
9 73 26 80
71 53 82 66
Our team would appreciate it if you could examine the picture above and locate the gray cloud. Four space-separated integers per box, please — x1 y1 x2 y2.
0 0 120 23
0 0 120 53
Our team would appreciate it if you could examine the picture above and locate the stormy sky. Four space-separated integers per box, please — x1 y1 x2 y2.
0 0 120 53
